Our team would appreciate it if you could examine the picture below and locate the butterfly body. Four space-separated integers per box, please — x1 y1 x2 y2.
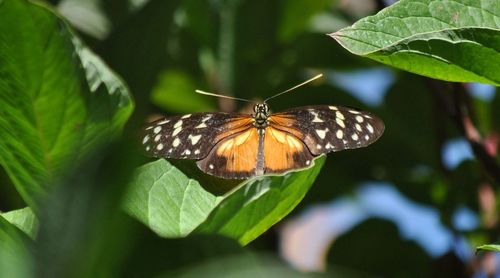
143 103 384 179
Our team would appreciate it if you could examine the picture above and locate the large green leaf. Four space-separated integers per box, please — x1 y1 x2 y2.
123 156 325 245
1 207 38 239
0 0 134 208
0 216 33 278
197 157 325 245
330 0 500 85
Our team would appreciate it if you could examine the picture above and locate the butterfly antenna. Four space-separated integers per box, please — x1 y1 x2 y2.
264 73 323 103
195 90 256 103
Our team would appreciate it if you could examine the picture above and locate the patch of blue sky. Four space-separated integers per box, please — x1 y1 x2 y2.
468 83 496 102
453 206 479 232
356 182 456 257
442 138 474 170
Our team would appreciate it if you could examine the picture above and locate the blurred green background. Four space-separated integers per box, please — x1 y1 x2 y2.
1 0 499 277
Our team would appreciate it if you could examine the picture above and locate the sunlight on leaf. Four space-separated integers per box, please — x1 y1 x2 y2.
123 156 325 244
1 207 38 239
331 0 500 85
0 0 134 209
476 244 500 252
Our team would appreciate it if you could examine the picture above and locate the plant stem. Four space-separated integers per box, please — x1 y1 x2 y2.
428 79 500 186
217 0 241 111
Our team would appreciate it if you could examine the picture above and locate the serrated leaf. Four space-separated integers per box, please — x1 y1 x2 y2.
123 156 325 244
1 207 38 239
0 0 134 208
330 0 500 85
476 244 500 252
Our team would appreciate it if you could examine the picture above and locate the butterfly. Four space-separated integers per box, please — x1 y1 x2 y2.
142 75 384 179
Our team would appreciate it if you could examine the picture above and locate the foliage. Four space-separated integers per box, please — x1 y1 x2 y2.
0 0 499 277
124 157 324 244
331 0 500 85
476 244 500 252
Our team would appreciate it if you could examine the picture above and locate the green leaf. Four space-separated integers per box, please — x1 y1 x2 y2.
330 0 500 85
197 156 325 245
1 207 38 239
476 244 500 252
123 156 325 244
123 159 224 237
163 252 311 278
0 0 134 208
0 216 33 278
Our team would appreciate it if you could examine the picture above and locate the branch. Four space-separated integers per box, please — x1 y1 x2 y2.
428 79 500 186
451 83 500 185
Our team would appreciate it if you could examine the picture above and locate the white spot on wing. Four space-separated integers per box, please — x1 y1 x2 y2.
196 115 212 128
174 120 183 129
142 135 150 144
154 134 162 142
172 138 181 147
172 127 182 136
315 128 328 139
329 106 338 110
366 123 374 133
157 143 164 150
355 116 364 123
310 111 324 123
306 160 311 165
145 146 151 151
316 144 322 149
209 164 214 169
181 114 191 119
336 118 345 128
196 122 207 128
335 111 345 120
349 110 361 114
153 126 162 134
351 134 359 141
336 130 343 139
157 119 170 125
188 134 202 145
365 135 370 140
325 143 333 149
194 149 200 155
184 149 191 155
355 123 362 132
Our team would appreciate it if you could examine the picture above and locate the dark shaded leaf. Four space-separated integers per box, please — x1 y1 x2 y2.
0 0 133 208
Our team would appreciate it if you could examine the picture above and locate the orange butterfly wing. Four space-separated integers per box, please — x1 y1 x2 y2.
196 119 259 179
263 126 315 174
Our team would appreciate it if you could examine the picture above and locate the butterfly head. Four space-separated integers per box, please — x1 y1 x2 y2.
253 103 269 128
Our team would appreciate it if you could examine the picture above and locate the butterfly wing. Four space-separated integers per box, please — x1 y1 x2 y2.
263 126 315 174
268 105 385 155
143 112 253 159
196 126 259 179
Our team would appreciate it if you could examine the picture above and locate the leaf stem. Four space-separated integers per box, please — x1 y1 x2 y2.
428 79 500 186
